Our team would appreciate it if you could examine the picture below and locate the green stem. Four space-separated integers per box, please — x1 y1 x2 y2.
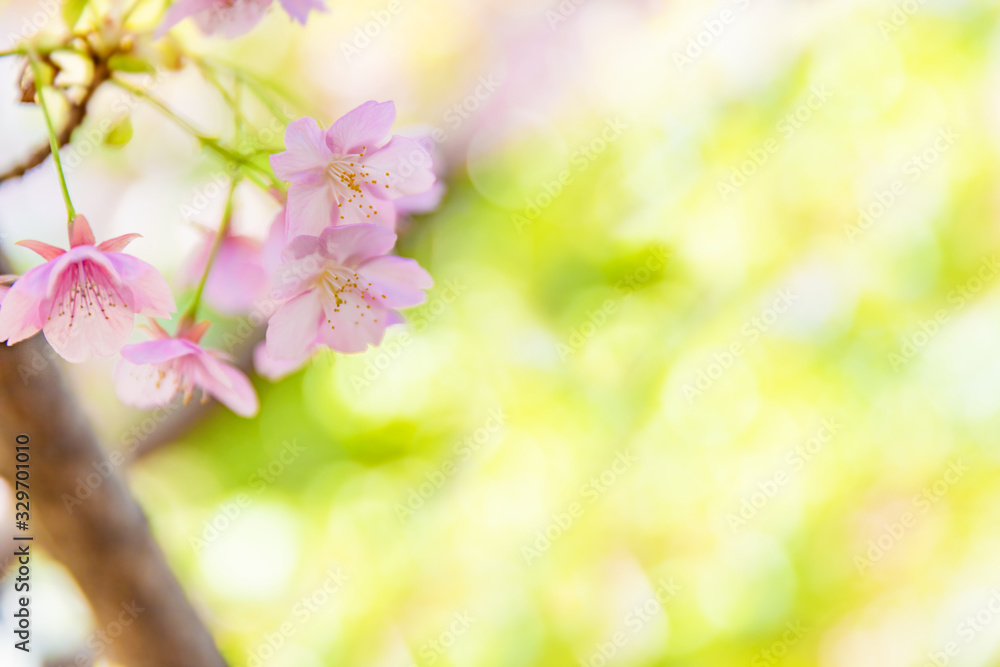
195 56 304 122
109 77 283 189
183 177 240 324
29 52 76 225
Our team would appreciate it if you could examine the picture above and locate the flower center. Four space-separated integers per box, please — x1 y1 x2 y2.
326 148 387 222
53 261 126 327
317 266 388 329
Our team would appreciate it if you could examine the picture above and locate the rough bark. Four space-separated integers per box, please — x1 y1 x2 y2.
0 252 228 666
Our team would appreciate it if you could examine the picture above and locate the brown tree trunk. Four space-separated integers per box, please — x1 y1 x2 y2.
0 252 228 666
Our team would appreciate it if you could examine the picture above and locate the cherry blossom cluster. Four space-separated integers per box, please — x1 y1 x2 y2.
0 2 439 418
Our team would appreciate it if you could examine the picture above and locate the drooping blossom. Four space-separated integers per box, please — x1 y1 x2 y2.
181 225 268 314
115 320 259 417
265 224 432 361
270 101 437 237
0 216 175 362
0 275 15 306
155 0 325 39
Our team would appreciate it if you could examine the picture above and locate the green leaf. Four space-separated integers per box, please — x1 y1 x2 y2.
108 54 155 74
105 117 133 147
63 0 88 30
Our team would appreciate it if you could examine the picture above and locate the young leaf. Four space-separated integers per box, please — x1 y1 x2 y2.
108 54 156 74
105 117 134 147
63 0 88 29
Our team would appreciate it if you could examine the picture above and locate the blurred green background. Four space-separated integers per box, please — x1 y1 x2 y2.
5 0 1000 665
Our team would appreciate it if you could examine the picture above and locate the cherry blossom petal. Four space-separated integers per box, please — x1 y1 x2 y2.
286 179 337 237
69 215 96 248
105 253 176 317
43 265 135 362
266 290 323 361
276 0 325 23
363 136 436 197
155 0 217 36
114 358 185 410
194 353 259 417
326 101 396 155
318 223 396 267
45 247 119 300
121 338 196 365
97 234 142 253
395 181 445 217
271 117 331 181
271 245 324 301
0 262 55 345
320 288 393 354
253 341 310 380
194 0 272 38
185 234 267 314
16 240 64 261
337 189 397 229
357 255 433 308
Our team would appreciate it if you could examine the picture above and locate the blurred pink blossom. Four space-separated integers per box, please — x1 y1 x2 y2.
181 226 268 314
156 0 325 39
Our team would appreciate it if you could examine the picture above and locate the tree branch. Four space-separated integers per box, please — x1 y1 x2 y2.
0 251 228 666
0 59 110 184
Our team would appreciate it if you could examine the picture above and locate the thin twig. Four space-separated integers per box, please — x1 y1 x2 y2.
0 60 110 184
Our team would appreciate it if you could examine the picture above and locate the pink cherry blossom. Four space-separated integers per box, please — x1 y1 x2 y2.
270 101 437 237
394 133 446 218
156 0 325 39
181 226 268 314
0 216 176 363
253 340 311 380
0 275 15 306
116 320 259 417
265 224 431 360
